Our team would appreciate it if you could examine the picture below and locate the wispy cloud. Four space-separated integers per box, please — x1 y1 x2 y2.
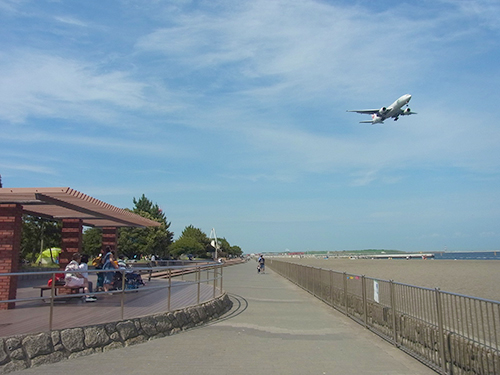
0 50 178 125
0 161 57 176
135 1 431 99
2 127 190 158
0 0 23 14
54 15 88 27
447 0 500 31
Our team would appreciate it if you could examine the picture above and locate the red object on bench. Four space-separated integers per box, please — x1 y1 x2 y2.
47 273 65 287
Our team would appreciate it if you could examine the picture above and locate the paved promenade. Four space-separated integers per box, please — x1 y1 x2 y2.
14 261 436 375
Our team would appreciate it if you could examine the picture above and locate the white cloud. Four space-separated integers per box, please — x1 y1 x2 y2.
54 15 88 27
0 50 166 125
135 0 500 105
136 0 429 99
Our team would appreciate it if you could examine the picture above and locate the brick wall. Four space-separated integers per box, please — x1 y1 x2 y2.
102 227 118 252
59 219 82 270
0 204 23 309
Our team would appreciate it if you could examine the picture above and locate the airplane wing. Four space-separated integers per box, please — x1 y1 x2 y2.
346 109 379 114
359 120 384 124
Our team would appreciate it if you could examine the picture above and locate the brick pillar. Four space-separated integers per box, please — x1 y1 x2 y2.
102 227 118 252
59 219 83 270
0 204 22 309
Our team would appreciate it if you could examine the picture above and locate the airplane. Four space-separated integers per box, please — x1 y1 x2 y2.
347 94 417 124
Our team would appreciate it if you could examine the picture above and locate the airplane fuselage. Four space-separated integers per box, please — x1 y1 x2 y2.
381 94 412 119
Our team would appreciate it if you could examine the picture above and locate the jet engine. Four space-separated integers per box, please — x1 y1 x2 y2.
371 114 384 124
379 107 387 115
403 108 411 114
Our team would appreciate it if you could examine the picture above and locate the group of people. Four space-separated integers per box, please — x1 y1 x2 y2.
93 246 126 292
64 246 144 302
93 246 145 292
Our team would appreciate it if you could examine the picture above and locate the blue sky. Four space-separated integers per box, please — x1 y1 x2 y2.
1 0 500 253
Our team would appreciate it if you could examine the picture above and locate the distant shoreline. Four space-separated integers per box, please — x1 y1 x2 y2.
271 250 500 261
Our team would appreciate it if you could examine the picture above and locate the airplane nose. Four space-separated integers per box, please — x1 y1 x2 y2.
405 94 412 103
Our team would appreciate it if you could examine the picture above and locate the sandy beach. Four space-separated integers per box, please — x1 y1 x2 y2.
275 257 500 302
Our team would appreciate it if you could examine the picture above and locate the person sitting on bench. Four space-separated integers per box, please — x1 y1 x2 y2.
79 254 95 294
65 253 96 302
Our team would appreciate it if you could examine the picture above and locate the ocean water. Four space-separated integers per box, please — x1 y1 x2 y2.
432 251 500 260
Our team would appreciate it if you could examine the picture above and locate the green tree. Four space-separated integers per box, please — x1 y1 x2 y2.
118 195 173 258
214 237 243 258
170 236 205 258
182 225 210 246
21 216 61 263
82 227 102 256
230 245 243 257
132 194 167 223
170 225 211 258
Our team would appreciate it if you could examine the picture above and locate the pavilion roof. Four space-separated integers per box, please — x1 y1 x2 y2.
0 187 160 228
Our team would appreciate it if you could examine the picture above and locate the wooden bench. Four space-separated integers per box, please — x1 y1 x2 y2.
33 285 85 298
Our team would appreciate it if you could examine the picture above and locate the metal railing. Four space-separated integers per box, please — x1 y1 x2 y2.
0 263 224 337
269 259 500 375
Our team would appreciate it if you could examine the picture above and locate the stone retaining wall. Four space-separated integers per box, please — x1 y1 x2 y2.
0 293 232 374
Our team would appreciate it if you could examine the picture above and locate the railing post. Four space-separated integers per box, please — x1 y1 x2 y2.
435 288 447 375
120 270 125 320
298 264 302 287
390 280 398 346
313 267 316 297
197 267 201 304
329 269 334 307
306 266 309 291
49 271 56 331
213 266 217 299
167 269 171 311
343 272 348 315
301 264 304 288
362 275 368 328
318 268 322 300
220 264 223 294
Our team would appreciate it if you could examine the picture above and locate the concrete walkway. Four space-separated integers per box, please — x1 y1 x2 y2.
13 261 436 375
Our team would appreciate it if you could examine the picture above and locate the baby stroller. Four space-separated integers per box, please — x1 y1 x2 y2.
113 270 145 290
